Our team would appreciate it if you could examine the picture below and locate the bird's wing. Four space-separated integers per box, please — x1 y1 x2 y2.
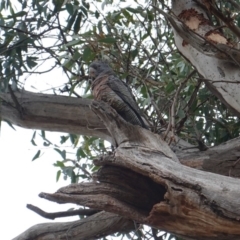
107 75 146 127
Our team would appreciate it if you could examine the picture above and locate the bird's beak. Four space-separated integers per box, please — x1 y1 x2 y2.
89 67 96 79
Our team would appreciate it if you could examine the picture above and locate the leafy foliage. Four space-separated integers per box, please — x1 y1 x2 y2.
1 0 240 239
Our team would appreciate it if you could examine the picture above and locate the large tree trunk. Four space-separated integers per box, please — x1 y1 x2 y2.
169 0 240 117
8 101 240 240
2 0 240 239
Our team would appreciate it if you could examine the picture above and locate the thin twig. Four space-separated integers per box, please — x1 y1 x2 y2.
27 204 99 219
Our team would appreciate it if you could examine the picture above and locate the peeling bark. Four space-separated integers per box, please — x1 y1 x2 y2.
169 0 240 117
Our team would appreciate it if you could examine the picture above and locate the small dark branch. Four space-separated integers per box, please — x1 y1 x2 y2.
22 63 58 75
199 78 240 84
176 115 188 135
8 85 24 118
193 97 209 112
176 77 201 134
183 75 201 112
0 24 58 38
145 83 166 128
65 159 92 178
26 204 99 220
165 70 196 142
151 228 159 240
59 85 82 98
56 14 74 57
56 14 82 69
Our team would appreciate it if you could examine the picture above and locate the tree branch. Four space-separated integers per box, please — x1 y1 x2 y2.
13 211 135 240
0 89 112 143
2 90 240 177
26 204 99 220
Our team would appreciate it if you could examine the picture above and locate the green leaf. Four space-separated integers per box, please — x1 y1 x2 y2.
13 10 27 17
4 120 16 130
52 0 64 14
65 10 77 31
65 3 74 15
65 39 84 47
126 7 141 14
72 51 81 60
41 130 45 138
82 0 89 10
32 150 41 161
71 170 77 183
130 49 138 60
76 147 86 159
73 13 82 34
147 9 154 22
43 141 50 146
82 47 95 62
56 170 61 182
54 148 66 160
63 59 74 70
98 37 116 44
165 81 175 94
122 9 133 23
54 160 65 168
26 56 38 69
31 139 37 146
177 109 185 118
60 135 69 144
95 10 99 19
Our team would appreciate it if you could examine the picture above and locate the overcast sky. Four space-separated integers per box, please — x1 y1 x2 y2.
0 61 81 238
1 122 80 239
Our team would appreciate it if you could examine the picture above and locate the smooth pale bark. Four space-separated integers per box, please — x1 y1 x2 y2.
0 90 111 142
170 0 240 117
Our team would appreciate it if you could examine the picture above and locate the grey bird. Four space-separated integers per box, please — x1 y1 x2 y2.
89 60 147 128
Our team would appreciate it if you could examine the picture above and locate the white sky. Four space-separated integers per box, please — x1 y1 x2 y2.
0 66 81 239
0 123 80 239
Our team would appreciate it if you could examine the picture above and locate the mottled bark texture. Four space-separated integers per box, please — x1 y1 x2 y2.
11 100 240 240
